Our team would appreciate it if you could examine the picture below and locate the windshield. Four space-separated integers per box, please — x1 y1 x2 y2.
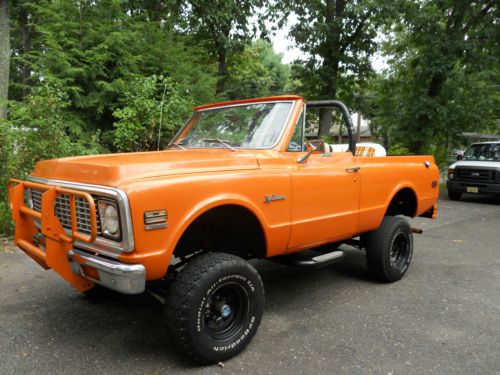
172 102 293 149
463 143 500 161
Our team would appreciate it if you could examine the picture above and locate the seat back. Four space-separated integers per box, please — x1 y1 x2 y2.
327 142 386 156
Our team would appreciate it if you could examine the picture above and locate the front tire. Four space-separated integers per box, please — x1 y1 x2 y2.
366 216 413 282
448 190 461 201
165 253 264 364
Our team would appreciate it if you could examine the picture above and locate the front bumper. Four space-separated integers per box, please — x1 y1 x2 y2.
447 180 500 195
68 249 145 294
8 178 144 294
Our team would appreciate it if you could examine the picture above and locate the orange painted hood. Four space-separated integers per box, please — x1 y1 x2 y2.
31 149 261 187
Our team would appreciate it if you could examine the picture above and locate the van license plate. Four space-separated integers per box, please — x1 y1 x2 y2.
467 187 479 193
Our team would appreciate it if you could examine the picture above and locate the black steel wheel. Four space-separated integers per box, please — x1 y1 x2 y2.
165 252 264 364
203 282 249 340
366 216 413 282
389 232 411 269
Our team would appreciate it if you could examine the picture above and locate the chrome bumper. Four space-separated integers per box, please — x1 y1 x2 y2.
67 249 146 295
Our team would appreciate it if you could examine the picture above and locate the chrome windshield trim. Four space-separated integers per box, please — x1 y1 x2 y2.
27 176 135 257
169 100 297 150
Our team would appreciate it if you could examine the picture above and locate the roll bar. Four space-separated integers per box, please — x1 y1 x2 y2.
307 100 356 155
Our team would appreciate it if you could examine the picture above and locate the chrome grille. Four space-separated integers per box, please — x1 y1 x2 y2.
30 188 102 235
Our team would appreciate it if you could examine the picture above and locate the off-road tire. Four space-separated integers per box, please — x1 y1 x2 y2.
447 190 461 201
165 252 264 364
366 216 413 282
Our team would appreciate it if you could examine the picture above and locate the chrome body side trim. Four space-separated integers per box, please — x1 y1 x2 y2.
68 249 145 295
27 176 135 257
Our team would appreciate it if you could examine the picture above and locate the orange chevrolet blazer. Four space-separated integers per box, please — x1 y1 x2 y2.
9 96 439 363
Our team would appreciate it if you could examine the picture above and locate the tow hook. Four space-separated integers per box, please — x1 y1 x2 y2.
412 227 423 234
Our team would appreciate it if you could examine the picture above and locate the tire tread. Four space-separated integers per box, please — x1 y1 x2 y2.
165 252 264 363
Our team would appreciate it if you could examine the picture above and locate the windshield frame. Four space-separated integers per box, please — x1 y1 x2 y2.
462 143 500 162
168 100 296 150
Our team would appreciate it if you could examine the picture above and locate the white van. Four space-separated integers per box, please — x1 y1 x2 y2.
446 141 500 200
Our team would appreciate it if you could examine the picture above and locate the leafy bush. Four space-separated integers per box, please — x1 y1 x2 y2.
0 83 103 236
387 144 413 156
113 75 192 152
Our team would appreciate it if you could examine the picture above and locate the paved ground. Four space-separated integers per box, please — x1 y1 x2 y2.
1 195 499 375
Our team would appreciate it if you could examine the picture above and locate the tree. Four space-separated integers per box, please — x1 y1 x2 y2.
0 0 9 119
369 0 499 157
276 0 391 136
8 0 36 99
225 40 291 99
14 0 215 147
113 75 192 152
183 0 264 96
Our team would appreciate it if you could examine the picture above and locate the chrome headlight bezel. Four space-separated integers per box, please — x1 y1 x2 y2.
97 199 122 241
27 176 135 258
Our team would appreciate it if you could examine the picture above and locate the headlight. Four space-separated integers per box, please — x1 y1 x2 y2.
98 200 121 240
448 168 454 180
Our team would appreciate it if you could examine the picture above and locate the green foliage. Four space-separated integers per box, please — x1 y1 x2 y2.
183 0 265 95
367 0 499 157
226 40 291 99
386 144 413 156
0 82 103 235
275 1 392 102
0 201 12 237
19 0 216 139
113 75 192 152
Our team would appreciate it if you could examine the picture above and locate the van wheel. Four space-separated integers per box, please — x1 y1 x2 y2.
366 216 413 282
165 252 264 364
448 190 461 201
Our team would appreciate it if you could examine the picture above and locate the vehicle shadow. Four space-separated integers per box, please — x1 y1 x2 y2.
31 248 372 370
452 194 500 205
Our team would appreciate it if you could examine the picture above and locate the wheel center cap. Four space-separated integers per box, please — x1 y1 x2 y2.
221 304 232 318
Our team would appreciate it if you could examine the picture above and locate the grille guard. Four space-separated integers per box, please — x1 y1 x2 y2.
8 178 98 291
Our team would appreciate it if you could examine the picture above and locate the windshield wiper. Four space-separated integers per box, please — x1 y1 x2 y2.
167 142 186 150
201 138 236 151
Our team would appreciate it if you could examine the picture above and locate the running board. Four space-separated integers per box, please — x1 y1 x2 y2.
270 250 345 268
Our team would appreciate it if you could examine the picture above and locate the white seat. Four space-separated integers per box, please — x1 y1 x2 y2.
328 142 386 157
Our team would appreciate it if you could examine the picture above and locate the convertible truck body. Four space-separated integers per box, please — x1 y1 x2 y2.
9 96 439 363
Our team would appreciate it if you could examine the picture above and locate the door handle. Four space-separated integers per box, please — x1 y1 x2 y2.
345 166 360 172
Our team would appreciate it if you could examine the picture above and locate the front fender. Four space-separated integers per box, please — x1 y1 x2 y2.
165 194 271 260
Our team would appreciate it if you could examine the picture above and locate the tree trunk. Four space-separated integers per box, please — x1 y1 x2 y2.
318 108 332 137
412 71 448 154
215 48 227 96
0 0 10 119
356 112 362 142
318 0 344 137
20 5 32 97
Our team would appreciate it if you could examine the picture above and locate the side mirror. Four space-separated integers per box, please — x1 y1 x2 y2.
297 142 317 164
297 140 325 164
456 154 463 161
307 140 326 153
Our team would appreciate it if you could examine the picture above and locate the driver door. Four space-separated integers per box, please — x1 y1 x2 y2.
285 104 360 249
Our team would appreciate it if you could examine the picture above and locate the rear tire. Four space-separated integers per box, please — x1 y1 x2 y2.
448 190 461 201
366 216 413 282
165 253 264 364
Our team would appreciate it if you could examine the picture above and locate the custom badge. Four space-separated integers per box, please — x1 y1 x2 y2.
263 194 286 204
